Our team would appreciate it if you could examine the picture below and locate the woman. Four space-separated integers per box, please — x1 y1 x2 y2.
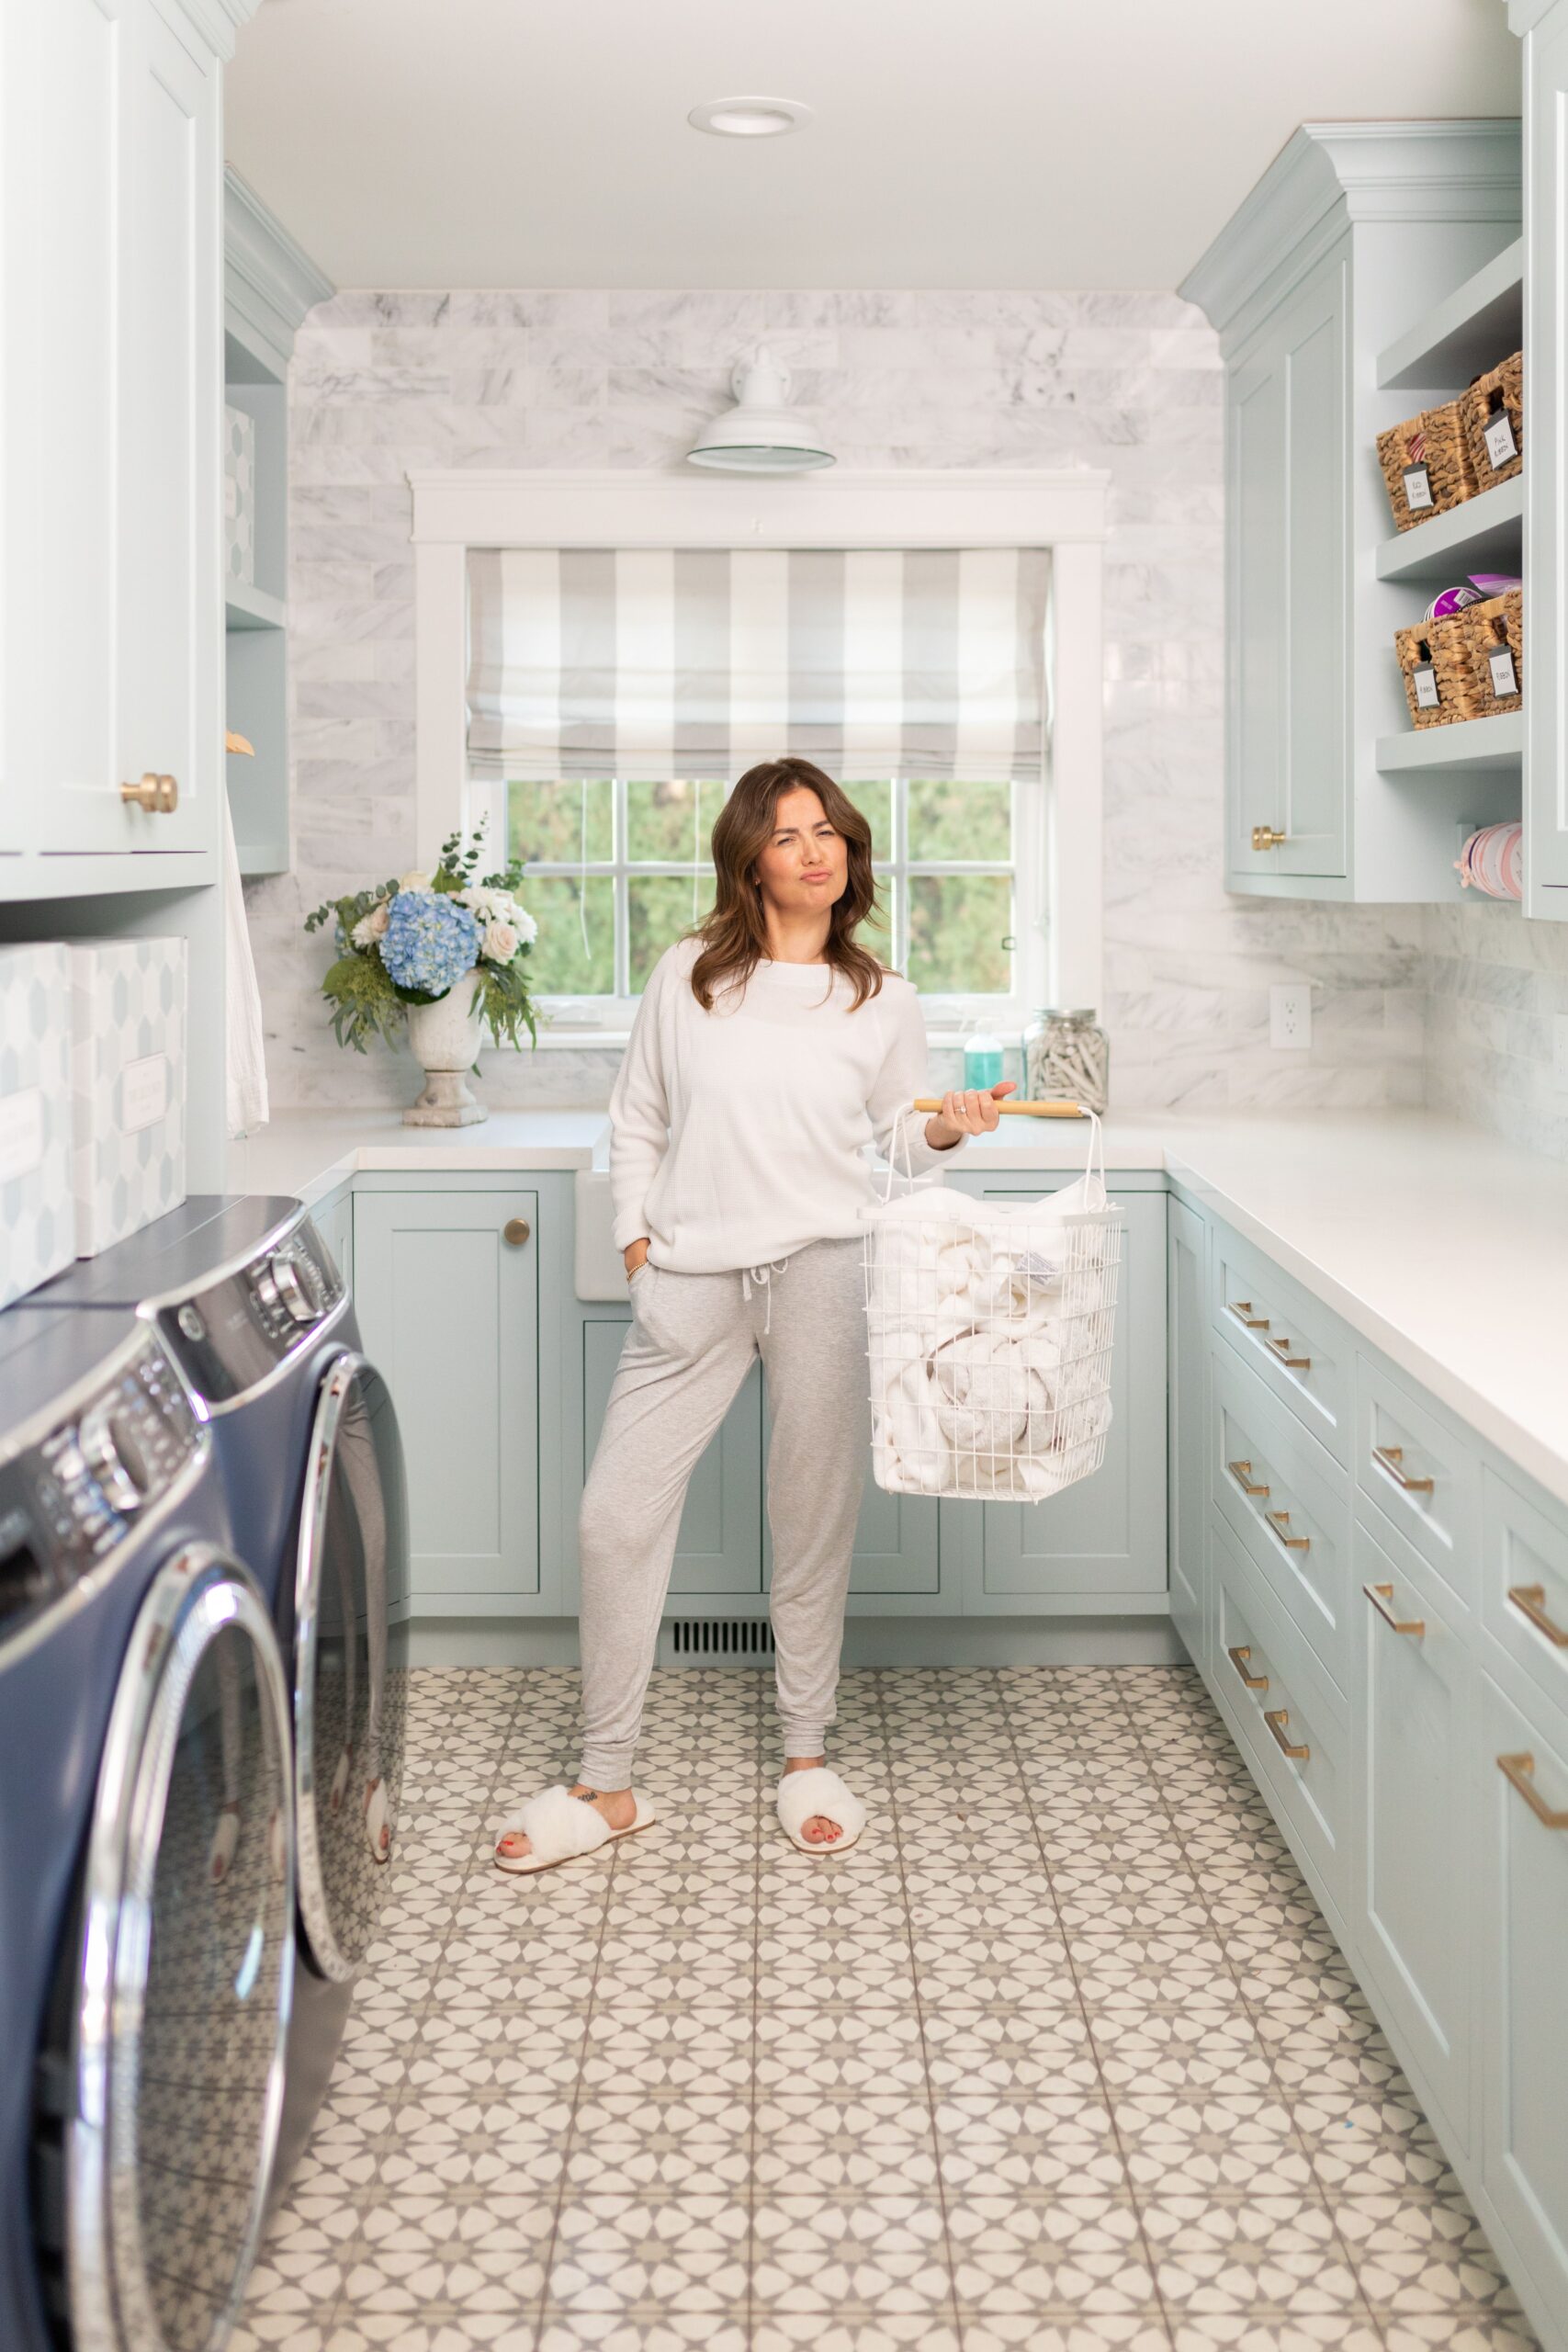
495 756 1012 1872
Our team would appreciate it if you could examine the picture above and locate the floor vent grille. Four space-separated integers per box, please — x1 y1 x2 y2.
659 1618 775 1667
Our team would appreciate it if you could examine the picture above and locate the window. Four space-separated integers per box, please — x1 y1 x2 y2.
494 773 1044 1031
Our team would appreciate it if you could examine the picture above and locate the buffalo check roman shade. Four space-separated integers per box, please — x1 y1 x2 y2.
466 547 1051 784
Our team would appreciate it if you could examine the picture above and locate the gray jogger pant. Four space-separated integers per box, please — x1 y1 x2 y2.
576 1236 869 1787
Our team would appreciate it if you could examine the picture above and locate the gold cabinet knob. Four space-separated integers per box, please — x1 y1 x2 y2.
1251 824 1285 852
120 772 178 814
503 1217 531 1248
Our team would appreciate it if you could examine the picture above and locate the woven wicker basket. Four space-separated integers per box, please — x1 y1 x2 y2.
1460 352 1524 489
1377 402 1478 531
1394 613 1486 729
1461 590 1523 715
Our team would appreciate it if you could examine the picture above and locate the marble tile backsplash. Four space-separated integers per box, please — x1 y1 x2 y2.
243 286 1553 1155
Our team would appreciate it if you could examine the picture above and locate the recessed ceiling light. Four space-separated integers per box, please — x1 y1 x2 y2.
687 96 812 140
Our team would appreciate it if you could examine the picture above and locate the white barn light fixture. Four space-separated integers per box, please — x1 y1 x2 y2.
686 349 835 474
687 96 813 138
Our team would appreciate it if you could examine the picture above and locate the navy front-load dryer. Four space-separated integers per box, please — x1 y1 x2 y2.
39 1196 409 2198
0 1303 294 2352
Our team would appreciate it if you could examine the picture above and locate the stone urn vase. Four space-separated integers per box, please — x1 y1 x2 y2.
404 973 488 1127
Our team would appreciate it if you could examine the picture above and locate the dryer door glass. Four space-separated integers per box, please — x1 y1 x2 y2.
295 1354 408 1982
60 1549 293 2352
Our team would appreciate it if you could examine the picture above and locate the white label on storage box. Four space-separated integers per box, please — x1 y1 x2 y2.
1412 663 1440 710
1483 411 1518 469
1488 645 1518 698
118 1052 170 1135
0 1087 45 1183
1403 463 1434 512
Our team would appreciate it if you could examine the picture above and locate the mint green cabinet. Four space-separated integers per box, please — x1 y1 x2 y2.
352 1189 540 1608
1168 1196 1207 1663
1523 0 1568 919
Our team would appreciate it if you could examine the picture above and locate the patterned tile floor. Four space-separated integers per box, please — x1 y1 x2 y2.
233 1665 1540 2352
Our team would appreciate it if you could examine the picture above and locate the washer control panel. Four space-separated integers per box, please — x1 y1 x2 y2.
0 1333 203 1645
153 1215 345 1407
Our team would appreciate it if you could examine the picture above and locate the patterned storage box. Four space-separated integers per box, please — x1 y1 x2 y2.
0 944 74 1308
70 938 187 1258
224 403 256 587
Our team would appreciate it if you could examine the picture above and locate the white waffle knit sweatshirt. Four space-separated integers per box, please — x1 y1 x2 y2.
608 936 966 1273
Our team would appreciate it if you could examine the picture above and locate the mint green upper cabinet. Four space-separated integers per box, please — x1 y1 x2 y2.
1228 250 1348 882
1185 124 1521 904
1524 1 1568 918
0 0 221 884
353 1190 541 1609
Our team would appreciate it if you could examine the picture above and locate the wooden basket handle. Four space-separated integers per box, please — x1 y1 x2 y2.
912 1096 1089 1119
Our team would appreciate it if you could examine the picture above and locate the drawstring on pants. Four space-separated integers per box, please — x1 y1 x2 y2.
741 1256 791 1336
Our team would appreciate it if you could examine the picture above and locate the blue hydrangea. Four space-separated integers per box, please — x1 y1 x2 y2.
381 889 481 996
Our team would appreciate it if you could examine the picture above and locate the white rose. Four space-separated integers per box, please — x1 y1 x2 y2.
512 904 537 945
351 900 390 948
483 920 519 963
398 868 433 893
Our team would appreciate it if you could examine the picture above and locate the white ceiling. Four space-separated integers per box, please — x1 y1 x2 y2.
226 0 1520 291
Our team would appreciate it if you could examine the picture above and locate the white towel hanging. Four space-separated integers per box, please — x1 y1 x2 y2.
222 788 270 1137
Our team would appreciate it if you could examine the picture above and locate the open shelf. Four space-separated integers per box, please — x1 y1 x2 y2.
1375 711 1522 776
1374 477 1523 584
224 579 285 631
1377 238 1524 392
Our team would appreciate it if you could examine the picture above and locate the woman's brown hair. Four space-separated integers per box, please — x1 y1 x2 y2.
686 757 889 1012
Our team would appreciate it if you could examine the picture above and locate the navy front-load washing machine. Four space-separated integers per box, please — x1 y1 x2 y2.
39 1195 409 2199
0 1301 295 2352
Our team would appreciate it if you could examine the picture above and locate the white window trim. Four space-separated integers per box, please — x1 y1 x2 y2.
409 467 1110 1041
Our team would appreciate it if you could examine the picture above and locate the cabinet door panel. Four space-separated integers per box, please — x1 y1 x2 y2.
582 1318 762 1597
975 1193 1167 1601
1525 1 1568 917
111 0 215 858
1231 353 1286 871
353 1192 539 1601
1354 1516 1472 2150
1168 1197 1207 1661
1 0 120 857
1280 255 1348 876
1478 1667 1568 2324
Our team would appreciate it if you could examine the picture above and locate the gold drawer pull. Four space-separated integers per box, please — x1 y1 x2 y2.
1252 825 1286 851
1228 1459 1270 1498
1372 1443 1433 1495
1227 1301 1269 1330
1497 1752 1568 1830
1266 1509 1311 1553
1266 1708 1309 1760
503 1218 532 1247
1506 1585 1568 1647
1227 1644 1269 1690
1364 1581 1425 1637
1267 1335 1311 1371
120 771 178 814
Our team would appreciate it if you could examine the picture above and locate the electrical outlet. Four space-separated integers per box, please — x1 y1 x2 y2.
1270 984 1312 1051
1554 1013 1568 1093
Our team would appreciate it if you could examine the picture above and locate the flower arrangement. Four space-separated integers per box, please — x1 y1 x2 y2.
303 826 539 1056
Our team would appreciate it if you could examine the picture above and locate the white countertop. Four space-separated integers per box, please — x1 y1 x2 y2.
229 1105 1568 1510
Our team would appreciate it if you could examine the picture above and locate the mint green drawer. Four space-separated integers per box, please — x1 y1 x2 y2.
1482 1466 1568 1733
1357 1354 1479 1604
1211 1342 1351 1694
1209 1510 1350 1915
1210 1220 1352 1465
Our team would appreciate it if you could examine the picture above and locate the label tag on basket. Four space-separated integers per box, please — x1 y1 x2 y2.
1411 662 1440 710
1403 462 1434 512
1488 643 1518 698
1483 411 1518 470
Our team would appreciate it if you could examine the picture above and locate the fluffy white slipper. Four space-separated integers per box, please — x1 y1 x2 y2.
328 1743 352 1815
776 1767 866 1857
494 1785 657 1876
209 1801 241 1884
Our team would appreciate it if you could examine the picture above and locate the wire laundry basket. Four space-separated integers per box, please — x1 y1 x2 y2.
860 1102 1123 1504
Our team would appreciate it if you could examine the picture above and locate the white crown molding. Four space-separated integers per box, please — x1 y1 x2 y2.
406 467 1111 550
1507 0 1555 33
1180 119 1522 340
225 166 335 379
152 0 264 63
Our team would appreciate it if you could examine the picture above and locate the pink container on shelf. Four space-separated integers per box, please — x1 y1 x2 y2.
1454 821 1523 900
